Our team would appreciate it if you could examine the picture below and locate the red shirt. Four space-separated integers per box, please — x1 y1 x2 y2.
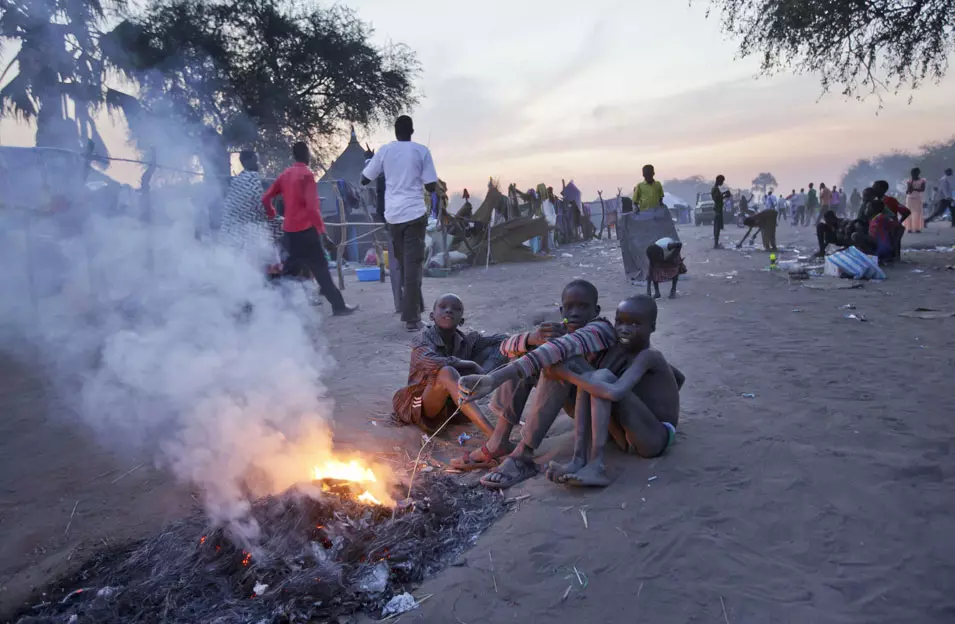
882 195 911 221
261 162 325 233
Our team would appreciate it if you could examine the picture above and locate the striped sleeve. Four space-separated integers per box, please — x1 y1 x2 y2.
408 333 451 382
500 332 532 358
511 319 616 378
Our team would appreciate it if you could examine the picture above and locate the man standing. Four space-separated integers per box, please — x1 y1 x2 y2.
221 150 273 255
711 175 730 249
262 142 358 315
926 168 954 227
361 116 439 331
806 183 819 226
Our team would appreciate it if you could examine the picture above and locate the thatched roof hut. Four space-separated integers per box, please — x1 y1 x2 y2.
318 128 380 262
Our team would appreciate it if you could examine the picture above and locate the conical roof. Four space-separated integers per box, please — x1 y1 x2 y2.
320 126 370 184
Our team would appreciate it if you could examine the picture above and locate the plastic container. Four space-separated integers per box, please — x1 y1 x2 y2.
356 267 381 282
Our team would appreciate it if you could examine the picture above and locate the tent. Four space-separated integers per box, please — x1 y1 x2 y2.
318 128 382 262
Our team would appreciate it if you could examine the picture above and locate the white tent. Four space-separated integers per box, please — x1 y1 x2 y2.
664 192 690 207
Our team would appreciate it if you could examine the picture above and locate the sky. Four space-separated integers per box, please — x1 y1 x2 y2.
2 0 955 200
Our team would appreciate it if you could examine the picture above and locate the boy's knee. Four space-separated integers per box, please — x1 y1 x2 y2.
592 369 618 382
437 366 460 383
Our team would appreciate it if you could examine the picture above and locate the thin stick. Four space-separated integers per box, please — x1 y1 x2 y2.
64 501 78 535
405 407 461 500
504 494 531 504
637 581 643 600
579 507 589 529
561 584 573 602
111 463 144 484
378 593 434 621
720 595 730 624
488 550 498 593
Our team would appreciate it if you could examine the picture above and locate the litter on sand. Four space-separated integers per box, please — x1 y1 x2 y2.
840 304 856 310
381 592 418 618
741 393 756 399
844 313 868 322
457 433 472 446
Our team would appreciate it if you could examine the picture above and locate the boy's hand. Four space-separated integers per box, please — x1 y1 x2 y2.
458 374 496 403
529 321 566 346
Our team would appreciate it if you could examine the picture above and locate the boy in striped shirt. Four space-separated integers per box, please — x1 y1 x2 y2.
458 279 616 489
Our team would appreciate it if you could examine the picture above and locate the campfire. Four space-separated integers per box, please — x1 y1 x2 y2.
18 453 505 624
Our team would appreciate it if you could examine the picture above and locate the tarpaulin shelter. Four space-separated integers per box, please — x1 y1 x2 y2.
448 186 549 264
618 207 681 281
318 128 382 262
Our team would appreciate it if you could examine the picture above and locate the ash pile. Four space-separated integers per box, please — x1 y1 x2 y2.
17 474 504 623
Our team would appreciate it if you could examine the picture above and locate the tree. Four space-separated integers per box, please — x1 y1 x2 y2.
0 0 126 153
841 138 954 193
705 0 955 98
751 172 778 196
102 0 419 172
661 175 712 205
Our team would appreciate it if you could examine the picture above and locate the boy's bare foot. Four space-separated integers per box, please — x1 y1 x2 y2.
668 290 677 299
562 463 612 487
480 457 538 489
545 457 586 483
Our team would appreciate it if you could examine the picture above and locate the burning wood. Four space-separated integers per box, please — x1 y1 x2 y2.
17 474 505 623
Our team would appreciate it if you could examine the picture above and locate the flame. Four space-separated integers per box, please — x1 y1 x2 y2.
356 491 382 505
312 457 390 506
312 459 378 484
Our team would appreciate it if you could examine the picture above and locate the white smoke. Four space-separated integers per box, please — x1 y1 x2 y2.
0 150 339 542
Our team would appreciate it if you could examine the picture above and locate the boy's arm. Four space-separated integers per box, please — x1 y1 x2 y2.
361 149 384 186
461 321 615 402
261 175 282 219
409 335 452 379
559 350 663 402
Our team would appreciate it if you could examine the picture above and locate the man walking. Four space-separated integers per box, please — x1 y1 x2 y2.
361 115 439 331
262 142 358 315
925 168 954 227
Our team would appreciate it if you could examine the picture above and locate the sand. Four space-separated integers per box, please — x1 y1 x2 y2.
3 221 955 623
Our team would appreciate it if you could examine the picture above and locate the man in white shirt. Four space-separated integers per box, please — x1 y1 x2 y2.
361 115 439 330
926 168 954 227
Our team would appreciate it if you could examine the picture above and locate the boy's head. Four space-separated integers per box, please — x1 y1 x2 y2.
864 200 884 220
862 186 876 203
642 164 655 181
873 180 889 197
945 168 953 176
742 214 758 227
715 174 725 186
822 210 839 226
560 279 600 332
395 115 414 140
239 150 258 172
800 188 805 193
911 167 921 178
292 141 310 164
614 295 657 351
429 293 465 331
809 182 814 189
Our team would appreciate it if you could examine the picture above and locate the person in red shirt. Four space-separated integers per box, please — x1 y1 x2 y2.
262 142 358 315
872 180 909 261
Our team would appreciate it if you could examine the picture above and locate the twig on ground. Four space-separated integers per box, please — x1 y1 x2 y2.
110 463 144 484
720 595 730 624
406 409 461 500
561 584 573 602
637 582 644 600
616 526 629 538
488 550 498 593
64 501 79 535
504 495 530 504
573 565 583 586
579 507 589 529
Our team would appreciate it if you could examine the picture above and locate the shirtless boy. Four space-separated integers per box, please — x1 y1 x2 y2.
393 294 506 436
546 295 683 487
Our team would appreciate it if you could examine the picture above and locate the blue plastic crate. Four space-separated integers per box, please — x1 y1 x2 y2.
356 267 381 282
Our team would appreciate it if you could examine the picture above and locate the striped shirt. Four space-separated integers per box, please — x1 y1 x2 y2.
502 318 617 378
393 326 507 425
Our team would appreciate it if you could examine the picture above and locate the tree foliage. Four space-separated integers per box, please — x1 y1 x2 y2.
0 0 125 152
842 137 955 193
751 171 778 194
706 0 955 98
102 0 420 170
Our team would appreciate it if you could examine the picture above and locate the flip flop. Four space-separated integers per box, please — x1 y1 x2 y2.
449 444 510 471
480 457 539 490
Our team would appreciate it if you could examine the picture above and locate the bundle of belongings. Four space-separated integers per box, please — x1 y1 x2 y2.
824 247 886 280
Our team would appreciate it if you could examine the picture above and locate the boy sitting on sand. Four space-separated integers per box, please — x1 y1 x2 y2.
545 295 684 487
393 294 507 436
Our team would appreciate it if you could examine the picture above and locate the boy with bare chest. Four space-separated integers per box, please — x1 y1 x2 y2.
545 295 684 487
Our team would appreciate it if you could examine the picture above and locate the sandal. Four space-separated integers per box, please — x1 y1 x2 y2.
449 444 511 471
480 457 539 490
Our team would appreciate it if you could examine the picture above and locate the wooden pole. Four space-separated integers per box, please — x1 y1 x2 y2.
597 190 606 240
334 186 346 290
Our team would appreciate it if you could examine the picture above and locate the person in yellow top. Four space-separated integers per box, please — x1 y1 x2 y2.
632 164 665 213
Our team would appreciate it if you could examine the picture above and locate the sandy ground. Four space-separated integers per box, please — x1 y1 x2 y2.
3 219 955 622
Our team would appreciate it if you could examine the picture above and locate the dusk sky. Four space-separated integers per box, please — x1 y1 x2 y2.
2 0 954 199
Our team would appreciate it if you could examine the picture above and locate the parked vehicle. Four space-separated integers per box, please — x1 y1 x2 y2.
694 192 715 226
